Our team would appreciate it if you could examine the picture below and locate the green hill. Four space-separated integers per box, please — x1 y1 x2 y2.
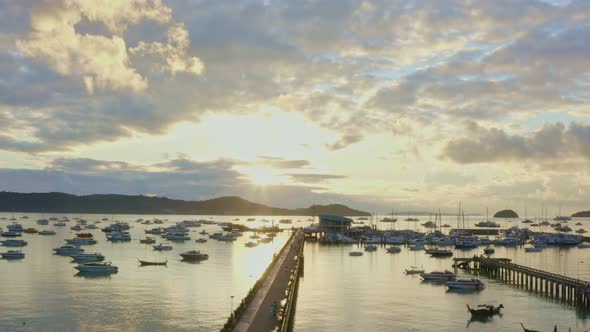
493 209 519 218
0 191 370 216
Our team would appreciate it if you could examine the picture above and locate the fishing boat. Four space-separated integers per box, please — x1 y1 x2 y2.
138 258 167 266
405 266 425 275
180 250 209 261
153 244 173 251
74 262 118 273
38 230 56 235
349 251 363 256
0 239 27 247
1 250 25 259
23 228 38 234
467 304 504 317
76 233 93 238
420 270 456 281
445 278 485 289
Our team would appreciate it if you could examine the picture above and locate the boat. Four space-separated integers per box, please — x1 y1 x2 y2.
1 250 25 259
278 219 292 224
409 244 425 251
85 224 97 229
195 238 207 243
74 262 118 273
576 229 587 234
246 218 256 222
53 245 85 256
65 238 97 245
70 253 105 262
405 218 419 222
139 237 156 244
180 250 209 261
0 239 27 247
36 219 49 225
420 270 456 281
245 241 258 248
199 230 208 235
386 246 401 253
349 251 363 256
405 266 425 274
54 222 66 226
1 231 22 237
70 225 83 231
483 247 495 255
138 258 167 266
525 247 543 252
364 245 378 251
381 218 397 223
475 220 500 228
441 224 451 228
521 219 533 224
76 233 93 238
578 243 590 249
145 228 164 235
8 224 23 232
520 323 540 332
428 249 453 257
467 304 504 317
106 232 131 242
23 228 38 234
445 278 485 289
153 244 173 251
554 216 572 221
38 230 56 235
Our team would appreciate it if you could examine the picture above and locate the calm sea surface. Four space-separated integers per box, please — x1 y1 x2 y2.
0 213 291 332
2 213 590 331
294 216 590 332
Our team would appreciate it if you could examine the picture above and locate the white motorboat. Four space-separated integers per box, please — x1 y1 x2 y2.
386 246 401 253
445 278 485 290
139 237 156 244
1 250 25 259
65 238 97 245
74 262 118 273
153 244 173 251
38 230 56 235
70 253 105 262
420 270 456 281
180 250 209 261
54 245 85 256
349 251 363 256
0 239 27 247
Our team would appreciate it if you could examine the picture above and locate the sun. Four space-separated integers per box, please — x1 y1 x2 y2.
239 166 287 186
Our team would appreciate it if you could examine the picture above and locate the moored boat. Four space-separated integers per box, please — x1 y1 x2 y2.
38 230 56 235
386 246 401 253
467 304 504 317
139 237 156 244
75 261 118 273
180 250 209 261
70 253 105 262
53 245 84 256
405 266 425 274
349 251 363 256
483 247 495 255
138 258 167 266
420 270 456 281
153 244 173 251
0 239 27 247
0 250 25 259
445 278 485 289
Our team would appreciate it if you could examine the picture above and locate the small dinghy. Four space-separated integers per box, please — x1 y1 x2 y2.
138 258 168 266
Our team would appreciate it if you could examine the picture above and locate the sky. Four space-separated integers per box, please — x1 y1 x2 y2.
0 0 589 215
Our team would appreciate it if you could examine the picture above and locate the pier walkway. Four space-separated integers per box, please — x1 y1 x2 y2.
455 256 590 306
232 229 304 332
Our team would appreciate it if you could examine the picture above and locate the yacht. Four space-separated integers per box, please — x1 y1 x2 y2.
1 250 25 259
75 262 118 273
53 245 85 256
420 270 456 281
38 230 56 235
70 253 105 262
180 250 209 261
445 278 486 290
153 244 173 251
349 251 363 256
0 239 27 247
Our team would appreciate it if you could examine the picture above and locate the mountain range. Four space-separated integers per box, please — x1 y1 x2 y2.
0 191 370 216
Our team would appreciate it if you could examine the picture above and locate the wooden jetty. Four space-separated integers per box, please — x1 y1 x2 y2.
454 256 590 307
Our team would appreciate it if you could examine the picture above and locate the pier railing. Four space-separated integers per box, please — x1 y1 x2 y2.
220 230 297 332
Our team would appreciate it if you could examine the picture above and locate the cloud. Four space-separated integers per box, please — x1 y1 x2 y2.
284 173 347 184
442 122 590 164
16 0 202 94
257 156 311 169
326 135 362 150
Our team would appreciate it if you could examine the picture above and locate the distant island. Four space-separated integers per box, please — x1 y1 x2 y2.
0 191 370 216
493 209 519 218
572 211 590 218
